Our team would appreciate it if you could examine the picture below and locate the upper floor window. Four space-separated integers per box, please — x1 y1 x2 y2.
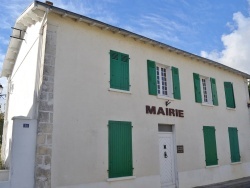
200 76 212 104
156 65 172 97
110 50 130 91
147 60 181 99
193 73 218 106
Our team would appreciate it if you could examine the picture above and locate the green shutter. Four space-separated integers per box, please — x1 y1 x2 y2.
172 67 181 99
147 60 157 95
203 126 218 166
224 82 236 108
210 78 218 106
193 73 202 103
110 50 130 91
108 121 133 178
228 127 240 163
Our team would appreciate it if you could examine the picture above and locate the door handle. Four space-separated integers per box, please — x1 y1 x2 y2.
164 151 168 158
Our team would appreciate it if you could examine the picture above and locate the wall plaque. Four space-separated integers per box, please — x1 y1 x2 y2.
23 124 29 128
177 145 184 153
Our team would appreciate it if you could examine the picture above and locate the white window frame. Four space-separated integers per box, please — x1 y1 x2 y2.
200 76 213 105
156 64 173 98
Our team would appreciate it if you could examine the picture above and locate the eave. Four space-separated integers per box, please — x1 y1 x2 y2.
1 2 45 77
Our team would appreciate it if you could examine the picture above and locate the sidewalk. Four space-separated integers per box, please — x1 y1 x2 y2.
194 177 250 188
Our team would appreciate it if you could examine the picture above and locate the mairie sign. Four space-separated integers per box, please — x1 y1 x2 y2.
146 100 184 118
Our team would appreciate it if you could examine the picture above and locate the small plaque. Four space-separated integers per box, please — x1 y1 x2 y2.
177 145 184 153
23 124 29 128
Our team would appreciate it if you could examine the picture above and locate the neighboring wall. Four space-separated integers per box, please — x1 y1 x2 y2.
1 21 42 166
48 13 250 188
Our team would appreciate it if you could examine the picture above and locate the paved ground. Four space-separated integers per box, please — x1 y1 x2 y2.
194 177 250 188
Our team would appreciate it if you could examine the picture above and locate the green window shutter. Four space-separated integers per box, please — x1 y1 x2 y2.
110 50 130 91
224 82 236 108
147 60 157 95
210 78 218 106
228 127 240 163
108 121 133 178
172 67 181 100
193 73 202 103
203 126 218 166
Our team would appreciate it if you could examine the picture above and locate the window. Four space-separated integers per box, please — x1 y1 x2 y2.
193 73 218 105
110 50 130 91
108 120 133 178
228 127 240 163
200 76 212 104
147 60 181 99
156 65 171 97
224 82 235 108
203 126 218 166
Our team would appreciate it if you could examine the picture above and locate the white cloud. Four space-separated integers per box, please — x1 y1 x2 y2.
201 10 250 74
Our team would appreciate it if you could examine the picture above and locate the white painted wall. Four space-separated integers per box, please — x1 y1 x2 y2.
2 21 42 166
48 13 250 188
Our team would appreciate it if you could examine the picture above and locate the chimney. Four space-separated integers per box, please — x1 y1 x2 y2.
45 1 53 6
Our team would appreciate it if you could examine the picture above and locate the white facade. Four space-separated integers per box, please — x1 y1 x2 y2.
1 1 250 188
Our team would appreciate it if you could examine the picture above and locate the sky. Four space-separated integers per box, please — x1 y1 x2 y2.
0 0 250 108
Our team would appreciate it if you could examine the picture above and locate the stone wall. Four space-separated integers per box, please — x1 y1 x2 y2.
35 26 57 188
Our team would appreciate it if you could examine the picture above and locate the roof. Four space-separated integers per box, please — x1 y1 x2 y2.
2 1 250 79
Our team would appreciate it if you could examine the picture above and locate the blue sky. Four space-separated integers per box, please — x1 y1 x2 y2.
0 0 250 102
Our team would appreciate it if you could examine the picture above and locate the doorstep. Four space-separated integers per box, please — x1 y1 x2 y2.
194 177 250 188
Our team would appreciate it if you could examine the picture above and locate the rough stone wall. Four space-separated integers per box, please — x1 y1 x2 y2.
35 27 57 188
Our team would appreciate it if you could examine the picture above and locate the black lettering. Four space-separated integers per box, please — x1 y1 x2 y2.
157 107 165 115
169 108 175 116
146 105 156 114
175 109 179 117
165 108 169 116
179 110 184 117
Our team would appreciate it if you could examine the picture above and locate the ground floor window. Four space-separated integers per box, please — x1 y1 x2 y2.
203 126 218 166
108 120 133 178
228 127 240 163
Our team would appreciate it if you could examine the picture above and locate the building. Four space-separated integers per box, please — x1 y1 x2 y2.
1 1 250 188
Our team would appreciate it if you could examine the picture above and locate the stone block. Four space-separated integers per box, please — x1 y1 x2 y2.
44 54 55 67
36 156 44 165
43 65 55 77
46 134 52 145
36 180 45 188
48 93 53 100
37 146 52 155
42 81 54 92
39 101 53 111
50 113 53 123
40 92 48 101
43 75 54 82
38 112 50 123
36 166 51 179
44 156 51 165
37 123 53 134
37 134 46 145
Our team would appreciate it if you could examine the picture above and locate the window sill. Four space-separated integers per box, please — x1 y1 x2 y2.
231 161 241 165
205 165 219 168
107 176 136 182
108 88 131 94
226 107 236 111
157 95 174 101
201 103 214 107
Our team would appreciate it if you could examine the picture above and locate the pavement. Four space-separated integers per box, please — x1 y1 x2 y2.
194 177 250 188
